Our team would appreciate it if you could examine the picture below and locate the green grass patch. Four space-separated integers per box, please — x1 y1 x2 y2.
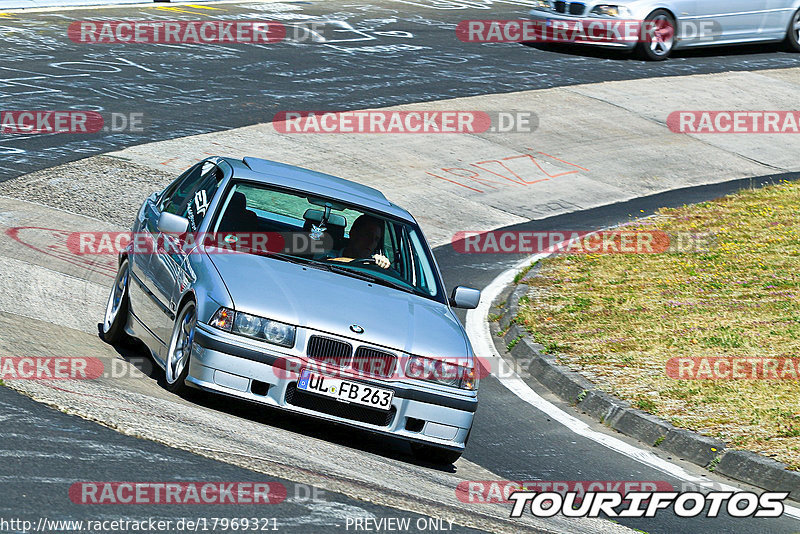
516 179 800 469
514 260 539 284
635 398 657 413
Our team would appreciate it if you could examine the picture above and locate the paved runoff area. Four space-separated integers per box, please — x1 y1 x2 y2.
3 67 800 247
2 4 800 530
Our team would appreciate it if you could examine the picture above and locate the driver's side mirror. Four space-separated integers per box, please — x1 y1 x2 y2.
157 212 189 235
450 286 481 309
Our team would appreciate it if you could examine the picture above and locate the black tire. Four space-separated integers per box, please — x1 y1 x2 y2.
164 300 196 394
101 259 131 344
635 10 676 60
784 8 800 52
411 443 463 465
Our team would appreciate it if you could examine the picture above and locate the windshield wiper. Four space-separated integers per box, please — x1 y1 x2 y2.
253 251 332 271
326 264 415 294
252 252 417 294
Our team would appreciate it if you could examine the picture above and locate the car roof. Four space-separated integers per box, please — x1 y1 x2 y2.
221 157 415 223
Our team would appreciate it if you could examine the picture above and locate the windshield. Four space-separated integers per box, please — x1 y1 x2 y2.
210 181 445 302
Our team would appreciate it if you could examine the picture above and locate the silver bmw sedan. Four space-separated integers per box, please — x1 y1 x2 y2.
101 156 481 464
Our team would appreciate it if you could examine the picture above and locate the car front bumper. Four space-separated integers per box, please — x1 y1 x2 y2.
527 10 639 49
188 325 477 451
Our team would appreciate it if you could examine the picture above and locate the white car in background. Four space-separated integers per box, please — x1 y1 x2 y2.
529 0 800 59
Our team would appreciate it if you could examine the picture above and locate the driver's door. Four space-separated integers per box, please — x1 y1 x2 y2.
151 161 223 349
128 163 201 347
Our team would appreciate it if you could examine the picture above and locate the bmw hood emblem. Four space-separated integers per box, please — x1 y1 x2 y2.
349 324 364 334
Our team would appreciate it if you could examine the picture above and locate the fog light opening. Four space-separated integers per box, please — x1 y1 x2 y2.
251 380 270 396
405 417 425 432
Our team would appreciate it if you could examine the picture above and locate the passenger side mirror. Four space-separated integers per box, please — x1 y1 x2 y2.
157 212 189 235
450 286 481 309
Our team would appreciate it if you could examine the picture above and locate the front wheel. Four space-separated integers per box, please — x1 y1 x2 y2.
165 301 196 394
101 259 131 344
635 10 676 60
785 8 800 52
410 443 463 465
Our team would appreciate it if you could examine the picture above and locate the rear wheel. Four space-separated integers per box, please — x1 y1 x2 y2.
410 443 463 465
785 8 800 52
165 301 196 394
101 259 131 344
635 10 676 60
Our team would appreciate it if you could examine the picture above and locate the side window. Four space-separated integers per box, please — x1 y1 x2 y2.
158 162 223 231
182 162 224 231
397 226 415 286
408 228 437 297
159 163 203 216
382 221 398 267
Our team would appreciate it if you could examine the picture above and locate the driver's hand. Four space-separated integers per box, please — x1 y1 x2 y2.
372 253 390 269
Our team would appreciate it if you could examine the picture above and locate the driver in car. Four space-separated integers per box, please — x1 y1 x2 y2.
330 214 390 269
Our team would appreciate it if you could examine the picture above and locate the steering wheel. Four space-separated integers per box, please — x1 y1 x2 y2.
345 257 404 280
347 258 377 266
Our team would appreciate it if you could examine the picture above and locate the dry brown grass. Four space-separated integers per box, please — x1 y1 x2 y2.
516 180 800 469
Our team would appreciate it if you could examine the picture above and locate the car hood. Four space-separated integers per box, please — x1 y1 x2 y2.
207 253 469 360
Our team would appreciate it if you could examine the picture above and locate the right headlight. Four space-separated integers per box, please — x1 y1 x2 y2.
209 307 296 348
405 355 477 390
531 0 552 10
590 4 632 17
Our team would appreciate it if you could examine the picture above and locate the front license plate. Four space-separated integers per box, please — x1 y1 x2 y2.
297 370 394 411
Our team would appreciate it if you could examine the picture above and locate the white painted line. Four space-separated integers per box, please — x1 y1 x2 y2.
465 253 800 520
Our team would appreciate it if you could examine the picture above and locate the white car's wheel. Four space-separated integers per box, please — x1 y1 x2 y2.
636 10 676 60
785 8 800 52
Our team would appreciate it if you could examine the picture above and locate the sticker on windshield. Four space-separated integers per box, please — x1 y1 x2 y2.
194 189 210 217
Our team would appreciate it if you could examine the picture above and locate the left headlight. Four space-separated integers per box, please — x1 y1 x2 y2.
590 4 632 17
405 355 477 390
531 0 551 10
209 307 296 348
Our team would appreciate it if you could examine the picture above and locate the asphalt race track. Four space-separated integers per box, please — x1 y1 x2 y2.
0 386 491 534
2 0 800 179
2 1 800 533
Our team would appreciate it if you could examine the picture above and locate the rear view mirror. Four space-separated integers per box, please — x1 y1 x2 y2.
450 286 481 309
157 212 189 235
303 208 346 227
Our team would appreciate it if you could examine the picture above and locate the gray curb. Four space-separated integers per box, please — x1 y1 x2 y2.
491 280 800 498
